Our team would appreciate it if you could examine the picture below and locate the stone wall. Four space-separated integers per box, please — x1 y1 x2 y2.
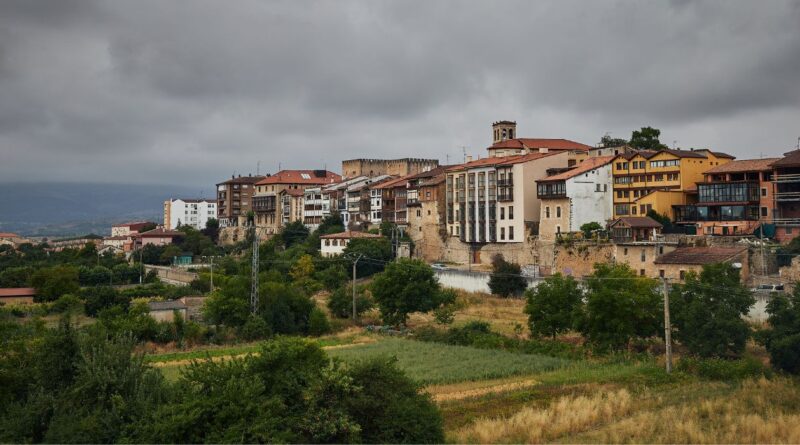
218 226 274 246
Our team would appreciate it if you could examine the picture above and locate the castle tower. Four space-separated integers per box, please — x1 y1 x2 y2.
492 120 517 144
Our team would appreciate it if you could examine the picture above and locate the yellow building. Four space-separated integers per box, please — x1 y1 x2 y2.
612 149 733 219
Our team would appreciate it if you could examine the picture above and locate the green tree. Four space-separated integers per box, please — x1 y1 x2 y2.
343 237 392 277
280 220 310 248
317 212 345 235
646 209 672 228
82 286 129 317
327 284 373 318
760 287 800 373
160 245 183 264
371 258 446 326
315 262 348 291
579 222 603 239
202 276 250 327
308 306 331 336
488 254 528 297
670 263 754 358
0 266 32 287
599 133 628 147
202 217 220 242
31 265 80 302
258 281 314 335
577 263 662 351
629 126 668 150
525 274 582 338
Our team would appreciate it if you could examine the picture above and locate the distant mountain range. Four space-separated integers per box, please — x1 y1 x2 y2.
0 182 205 237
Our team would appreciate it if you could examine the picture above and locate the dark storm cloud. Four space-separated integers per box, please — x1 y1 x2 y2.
1 0 799 187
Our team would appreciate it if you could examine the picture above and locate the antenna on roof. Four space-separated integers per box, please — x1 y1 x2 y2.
257 160 260 176
673 140 677 149
278 162 282 171
461 146 467 163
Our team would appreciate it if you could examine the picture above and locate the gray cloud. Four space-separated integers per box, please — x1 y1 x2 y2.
1 0 799 188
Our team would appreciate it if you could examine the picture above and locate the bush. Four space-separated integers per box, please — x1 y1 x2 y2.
308 307 332 337
676 356 767 380
239 315 271 341
488 254 527 297
371 259 445 326
433 305 455 325
525 273 582 339
760 290 800 374
82 286 129 317
344 357 444 443
50 294 84 314
327 284 373 319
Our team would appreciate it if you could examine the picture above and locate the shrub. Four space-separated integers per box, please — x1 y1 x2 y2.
525 273 582 339
82 286 129 317
308 307 332 337
433 305 455 325
327 284 373 319
488 254 527 297
676 356 767 380
239 315 271 341
50 294 83 314
760 289 800 374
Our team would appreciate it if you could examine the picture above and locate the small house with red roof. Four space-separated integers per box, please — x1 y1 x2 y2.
319 231 382 257
536 156 615 240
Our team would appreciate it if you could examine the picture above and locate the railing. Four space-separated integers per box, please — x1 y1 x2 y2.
497 193 514 202
773 174 800 183
775 192 800 202
497 179 513 187
773 218 800 226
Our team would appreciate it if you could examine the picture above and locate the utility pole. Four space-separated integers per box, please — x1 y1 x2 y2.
250 224 259 315
352 254 363 321
139 247 143 284
662 277 673 373
208 256 215 291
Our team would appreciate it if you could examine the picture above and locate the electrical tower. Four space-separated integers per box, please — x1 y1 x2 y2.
250 223 259 315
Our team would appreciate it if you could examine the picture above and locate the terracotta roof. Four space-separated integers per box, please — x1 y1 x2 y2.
655 247 747 265
0 288 36 297
704 158 780 174
320 231 383 239
256 170 341 186
488 138 592 151
372 176 411 189
538 156 615 182
616 149 715 161
138 228 184 237
618 150 658 160
695 149 736 159
771 150 800 168
406 166 451 180
447 152 558 172
112 221 152 228
218 175 266 185
0 232 20 238
609 216 663 229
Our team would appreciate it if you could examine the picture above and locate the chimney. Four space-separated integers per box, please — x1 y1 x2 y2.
466 155 473 162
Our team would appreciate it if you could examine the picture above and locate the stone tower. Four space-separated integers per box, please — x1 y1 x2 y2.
492 120 517 144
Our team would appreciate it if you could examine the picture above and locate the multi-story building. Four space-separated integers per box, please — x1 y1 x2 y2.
407 167 448 260
487 121 592 160
341 158 439 179
445 151 572 255
673 158 778 236
163 198 217 230
536 156 615 240
611 149 734 220
368 176 396 225
111 221 154 237
216 174 265 227
374 176 411 226
769 150 800 242
253 170 341 235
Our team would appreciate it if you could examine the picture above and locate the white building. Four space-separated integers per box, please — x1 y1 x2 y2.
319 231 383 257
163 198 217 230
536 156 615 240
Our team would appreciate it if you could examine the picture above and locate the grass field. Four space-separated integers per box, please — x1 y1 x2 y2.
327 337 568 385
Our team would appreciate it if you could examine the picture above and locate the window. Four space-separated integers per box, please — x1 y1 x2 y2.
761 188 767 197
640 269 645 276
624 248 628 255
556 206 561 218
679 270 686 280
556 225 561 233
416 210 421 217
659 269 665 278
632 206 637 215
325 239 330 246
641 251 646 262
604 184 608 192
509 226 514 240
761 207 768 217
596 184 602 192
659 246 664 254
500 207 505 220
509 206 514 219
500 227 505 240
545 206 550 218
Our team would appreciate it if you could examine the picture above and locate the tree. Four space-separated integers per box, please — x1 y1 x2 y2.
599 134 628 148
289 254 320 294
31 265 80 302
280 220 310 248
371 258 446 326
670 263 754 358
577 263 662 351
140 222 157 233
258 281 314 335
760 287 800 373
488 254 528 297
579 222 603 239
525 274 582 339
343 237 392 277
0 266 32 287
629 126 668 150
82 286 129 317
160 245 183 264
202 276 250 327
328 284 373 318
202 218 220 243
308 307 331 336
646 209 672 229
317 212 345 235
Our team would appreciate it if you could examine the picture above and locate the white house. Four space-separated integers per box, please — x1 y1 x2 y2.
536 156 615 240
163 198 217 230
319 231 382 257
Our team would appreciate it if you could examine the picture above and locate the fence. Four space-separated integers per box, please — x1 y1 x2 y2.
434 269 540 294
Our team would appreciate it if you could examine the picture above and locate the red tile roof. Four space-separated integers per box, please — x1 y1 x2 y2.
704 158 780 174
218 175 267 185
282 188 305 197
320 231 383 239
488 138 592 151
616 148 721 161
138 228 184 237
256 170 341 186
771 150 800 168
372 176 411 189
655 247 747 265
0 288 36 297
537 156 615 182
0 232 20 238
446 152 559 172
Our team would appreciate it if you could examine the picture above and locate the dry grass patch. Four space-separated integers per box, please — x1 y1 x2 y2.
426 376 540 402
407 291 530 336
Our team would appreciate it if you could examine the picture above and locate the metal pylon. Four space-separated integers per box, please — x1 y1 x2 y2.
250 224 259 315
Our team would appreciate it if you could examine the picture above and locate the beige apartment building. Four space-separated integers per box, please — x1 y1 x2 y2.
253 170 341 235
216 174 265 227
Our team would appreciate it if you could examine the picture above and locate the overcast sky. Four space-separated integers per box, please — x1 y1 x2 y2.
1 0 799 188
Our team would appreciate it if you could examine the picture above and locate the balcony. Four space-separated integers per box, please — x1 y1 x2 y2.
252 196 277 212
774 173 800 184
774 218 800 226
497 192 514 202
497 178 513 187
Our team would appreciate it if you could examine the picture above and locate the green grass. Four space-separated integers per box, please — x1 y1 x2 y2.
327 338 569 385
